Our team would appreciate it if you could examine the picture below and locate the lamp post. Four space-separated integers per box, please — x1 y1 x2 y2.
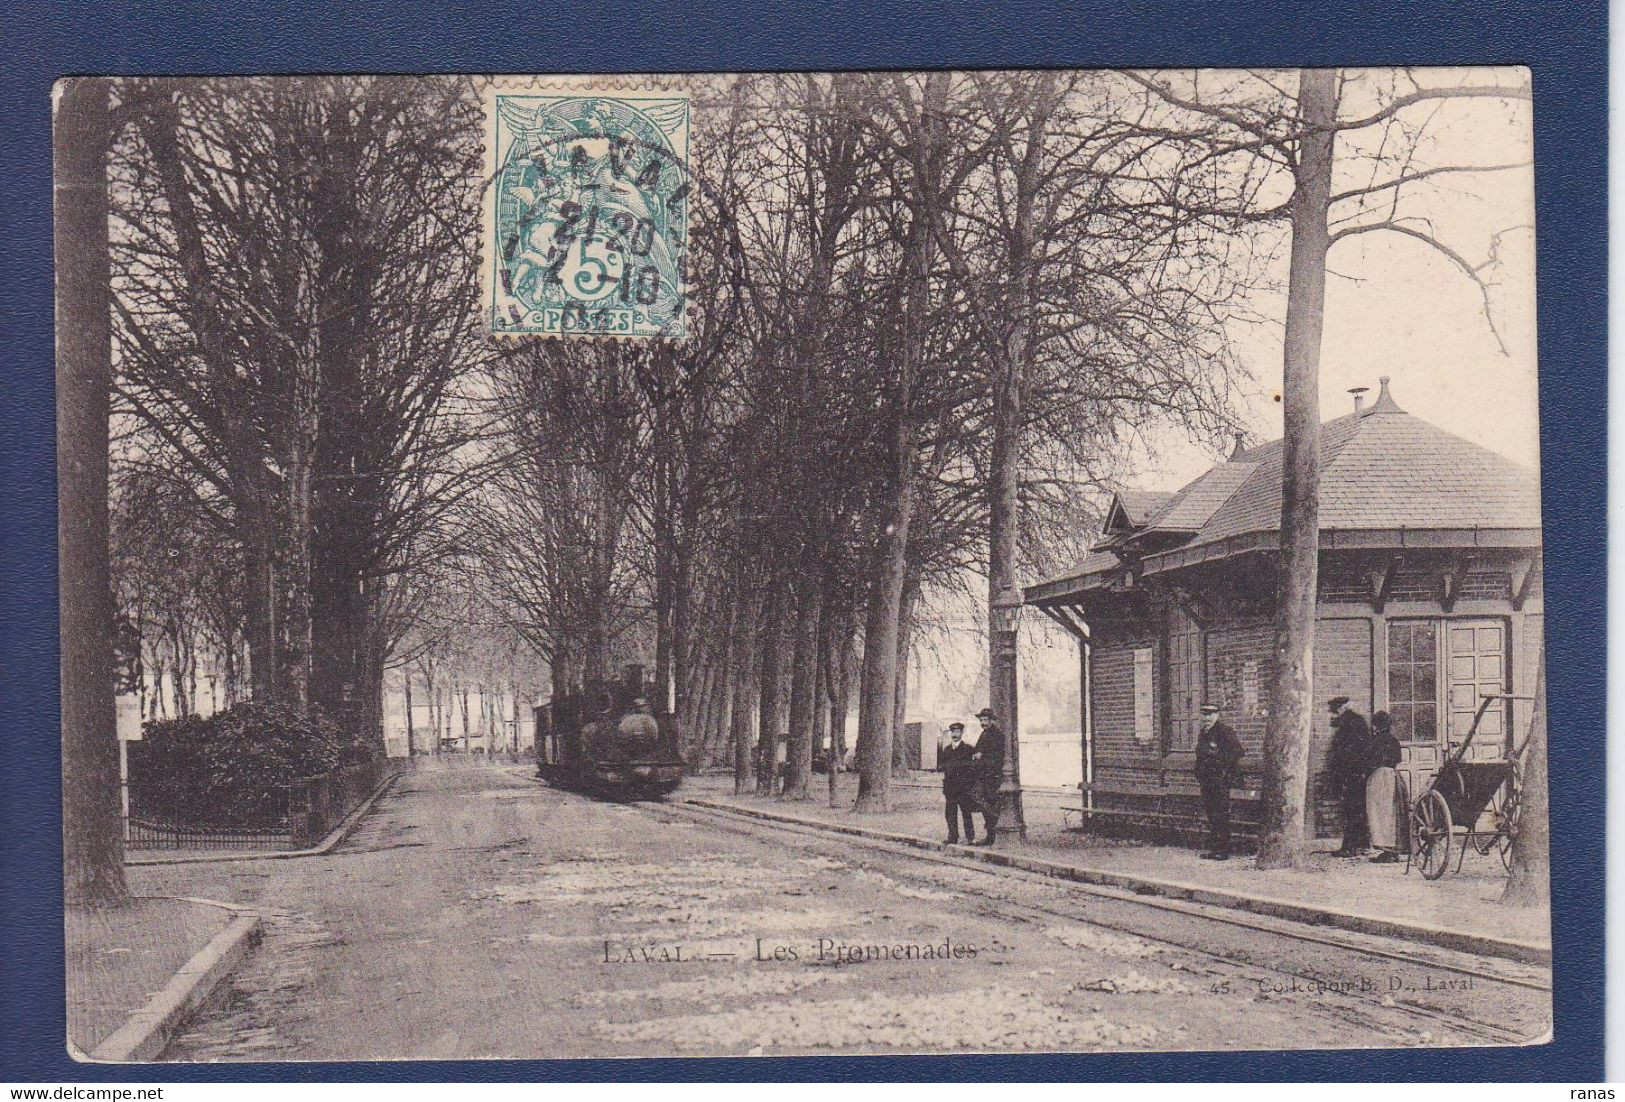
989 583 1027 840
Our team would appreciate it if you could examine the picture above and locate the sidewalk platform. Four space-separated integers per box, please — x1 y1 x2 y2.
67 895 261 1062
681 773 1551 965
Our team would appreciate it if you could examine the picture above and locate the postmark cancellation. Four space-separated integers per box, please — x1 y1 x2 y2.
483 80 691 340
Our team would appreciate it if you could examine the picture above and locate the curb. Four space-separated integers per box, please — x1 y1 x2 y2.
127 769 404 866
85 899 262 1063
681 796 1552 968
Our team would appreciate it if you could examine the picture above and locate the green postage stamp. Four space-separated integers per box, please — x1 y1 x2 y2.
484 81 691 339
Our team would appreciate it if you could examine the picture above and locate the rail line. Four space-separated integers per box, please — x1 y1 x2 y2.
615 791 1548 1048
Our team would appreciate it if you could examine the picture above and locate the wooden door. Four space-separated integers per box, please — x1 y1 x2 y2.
1390 618 1509 800
1446 620 1509 760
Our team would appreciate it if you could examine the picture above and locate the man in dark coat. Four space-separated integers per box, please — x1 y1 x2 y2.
1193 703 1245 860
939 722 978 844
970 707 1007 846
1326 696 1373 856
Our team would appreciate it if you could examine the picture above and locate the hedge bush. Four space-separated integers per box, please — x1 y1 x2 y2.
128 701 346 827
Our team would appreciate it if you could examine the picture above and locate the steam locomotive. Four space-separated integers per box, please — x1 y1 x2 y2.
534 664 684 798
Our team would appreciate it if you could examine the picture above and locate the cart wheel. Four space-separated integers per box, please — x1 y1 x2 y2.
1413 790 1453 880
1494 773 1521 873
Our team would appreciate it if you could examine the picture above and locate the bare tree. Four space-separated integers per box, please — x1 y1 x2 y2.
1131 68 1532 865
111 76 485 735
1260 68 1337 867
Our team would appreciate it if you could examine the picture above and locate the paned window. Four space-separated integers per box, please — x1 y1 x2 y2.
1387 620 1439 744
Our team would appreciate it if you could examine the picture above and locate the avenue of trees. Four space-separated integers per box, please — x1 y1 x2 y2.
473 71 1259 811
61 69 1542 904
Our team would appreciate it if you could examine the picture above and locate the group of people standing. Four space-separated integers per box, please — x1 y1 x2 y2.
938 708 1007 846
1327 696 1409 863
1187 696 1411 864
938 697 1410 863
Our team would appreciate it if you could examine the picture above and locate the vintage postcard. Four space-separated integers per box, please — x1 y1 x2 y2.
56 67 1549 1062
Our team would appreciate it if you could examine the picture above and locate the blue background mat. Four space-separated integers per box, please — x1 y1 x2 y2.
2 0 1606 1081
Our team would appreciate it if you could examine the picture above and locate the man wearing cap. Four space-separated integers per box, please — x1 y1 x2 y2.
1193 703 1245 860
939 722 978 844
1326 696 1373 856
970 708 1007 845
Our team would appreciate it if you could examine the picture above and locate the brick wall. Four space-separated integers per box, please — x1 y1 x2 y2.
1091 636 1159 765
1203 620 1275 763
1310 617 1374 836
1091 610 1375 838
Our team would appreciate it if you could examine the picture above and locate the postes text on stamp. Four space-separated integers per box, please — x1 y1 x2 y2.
485 85 690 340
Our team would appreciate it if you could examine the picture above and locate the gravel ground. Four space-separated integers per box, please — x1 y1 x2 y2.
123 765 1546 1061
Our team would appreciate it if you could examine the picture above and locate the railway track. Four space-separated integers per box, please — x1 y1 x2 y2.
617 791 1548 1048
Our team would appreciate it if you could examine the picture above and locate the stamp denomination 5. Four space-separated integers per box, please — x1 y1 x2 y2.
484 84 690 340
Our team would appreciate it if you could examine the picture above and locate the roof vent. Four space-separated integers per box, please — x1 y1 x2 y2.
1368 375 1402 415
1229 432 1248 459
1349 386 1370 415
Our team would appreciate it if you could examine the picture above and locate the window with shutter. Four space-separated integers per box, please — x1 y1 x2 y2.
1132 646 1154 743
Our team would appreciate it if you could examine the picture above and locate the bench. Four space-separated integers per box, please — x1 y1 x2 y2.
1060 781 1263 844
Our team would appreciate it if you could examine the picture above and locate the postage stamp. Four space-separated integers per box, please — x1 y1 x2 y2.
483 83 691 340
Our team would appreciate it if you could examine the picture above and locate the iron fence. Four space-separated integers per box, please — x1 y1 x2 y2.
126 758 398 851
126 815 292 850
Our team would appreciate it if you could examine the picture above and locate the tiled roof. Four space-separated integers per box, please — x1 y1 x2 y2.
1115 489 1174 527
1033 381 1542 597
1143 462 1257 532
1190 405 1541 548
1029 548 1122 591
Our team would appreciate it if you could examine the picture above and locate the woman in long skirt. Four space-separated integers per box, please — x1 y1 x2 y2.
1365 710 1409 863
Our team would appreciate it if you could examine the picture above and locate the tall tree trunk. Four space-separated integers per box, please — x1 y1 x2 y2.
813 591 832 794
829 618 855 806
891 579 918 776
423 663 439 753
689 658 713 768
57 76 129 907
855 504 913 812
363 637 384 754
280 372 318 710
731 589 759 795
1502 650 1549 905
707 595 738 766
686 657 716 767
241 515 279 701
1256 68 1337 869
403 670 416 755
855 74 942 813
782 580 822 800
756 582 788 796
307 113 368 734
652 446 676 715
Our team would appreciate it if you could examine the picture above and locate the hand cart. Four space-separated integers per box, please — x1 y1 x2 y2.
1407 692 1535 880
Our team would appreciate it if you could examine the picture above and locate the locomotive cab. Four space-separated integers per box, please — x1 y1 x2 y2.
535 664 684 798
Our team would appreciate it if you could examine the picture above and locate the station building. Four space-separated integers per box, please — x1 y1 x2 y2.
1023 379 1544 842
